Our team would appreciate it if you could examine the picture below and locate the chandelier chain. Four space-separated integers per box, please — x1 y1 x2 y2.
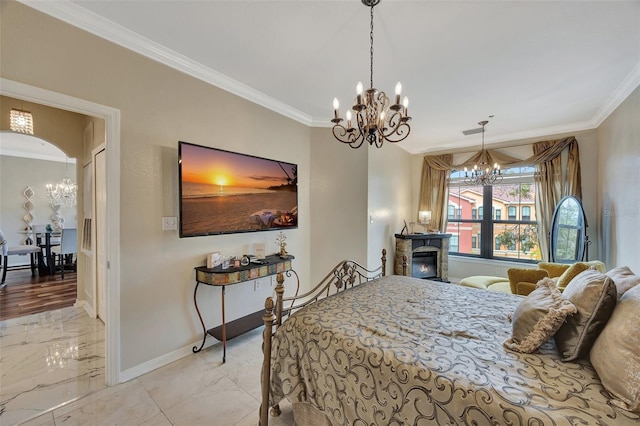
369 4 374 89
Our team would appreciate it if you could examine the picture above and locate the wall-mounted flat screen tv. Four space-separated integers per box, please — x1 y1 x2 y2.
178 141 298 237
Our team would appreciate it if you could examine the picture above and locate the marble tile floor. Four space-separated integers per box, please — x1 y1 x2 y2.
1 306 293 426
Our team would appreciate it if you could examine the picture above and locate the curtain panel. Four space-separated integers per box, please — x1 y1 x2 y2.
419 137 581 260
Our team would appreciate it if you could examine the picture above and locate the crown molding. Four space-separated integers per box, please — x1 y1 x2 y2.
590 62 640 127
19 0 313 126
420 120 597 155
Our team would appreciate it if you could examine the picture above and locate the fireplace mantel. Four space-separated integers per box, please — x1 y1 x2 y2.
395 233 452 282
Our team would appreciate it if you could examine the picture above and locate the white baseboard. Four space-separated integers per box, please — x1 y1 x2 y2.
119 338 218 383
75 299 96 318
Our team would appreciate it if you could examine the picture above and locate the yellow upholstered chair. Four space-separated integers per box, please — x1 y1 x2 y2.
508 261 606 296
507 269 549 296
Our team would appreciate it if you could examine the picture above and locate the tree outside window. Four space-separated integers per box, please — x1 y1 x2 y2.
446 167 540 262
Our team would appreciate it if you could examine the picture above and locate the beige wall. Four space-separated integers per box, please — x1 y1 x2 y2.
367 144 413 271
310 127 368 281
1 2 313 371
597 85 640 273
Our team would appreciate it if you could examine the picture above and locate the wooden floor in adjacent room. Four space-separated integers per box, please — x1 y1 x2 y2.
0 269 77 321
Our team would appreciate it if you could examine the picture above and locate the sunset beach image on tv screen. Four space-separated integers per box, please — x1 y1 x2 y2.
178 142 298 237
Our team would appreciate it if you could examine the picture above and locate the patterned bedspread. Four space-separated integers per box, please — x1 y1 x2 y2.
270 275 639 425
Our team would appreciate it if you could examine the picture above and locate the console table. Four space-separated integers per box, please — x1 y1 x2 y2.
192 254 294 362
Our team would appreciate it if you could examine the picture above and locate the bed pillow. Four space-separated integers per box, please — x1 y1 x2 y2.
504 278 577 354
605 266 640 300
590 284 640 413
554 269 617 361
555 262 590 290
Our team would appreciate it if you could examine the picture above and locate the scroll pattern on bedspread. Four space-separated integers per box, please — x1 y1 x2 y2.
269 275 640 426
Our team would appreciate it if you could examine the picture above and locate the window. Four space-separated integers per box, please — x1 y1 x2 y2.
447 167 540 262
450 235 459 253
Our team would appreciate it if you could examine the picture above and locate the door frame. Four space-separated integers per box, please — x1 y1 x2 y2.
1 78 121 386
92 144 107 321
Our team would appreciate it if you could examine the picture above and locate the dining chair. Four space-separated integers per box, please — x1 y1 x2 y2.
0 229 42 286
51 228 77 279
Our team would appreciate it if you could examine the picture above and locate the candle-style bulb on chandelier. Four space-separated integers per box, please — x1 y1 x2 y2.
464 120 503 186
331 0 411 149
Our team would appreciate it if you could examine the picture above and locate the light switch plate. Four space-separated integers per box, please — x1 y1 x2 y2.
162 216 177 231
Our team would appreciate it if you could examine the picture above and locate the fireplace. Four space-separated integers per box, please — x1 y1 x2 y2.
394 233 451 282
412 251 437 279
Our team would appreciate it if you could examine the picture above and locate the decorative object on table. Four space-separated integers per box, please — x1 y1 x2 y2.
409 222 416 234
240 255 250 266
221 256 230 270
463 119 502 186
22 186 35 244
418 210 431 233
49 203 64 231
253 242 266 260
207 252 222 269
330 0 411 149
275 231 288 257
400 220 409 236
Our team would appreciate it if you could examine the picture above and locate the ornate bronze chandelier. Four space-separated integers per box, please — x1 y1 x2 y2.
331 0 411 149
464 120 503 186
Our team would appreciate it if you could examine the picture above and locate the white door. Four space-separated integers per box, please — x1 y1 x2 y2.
95 148 107 321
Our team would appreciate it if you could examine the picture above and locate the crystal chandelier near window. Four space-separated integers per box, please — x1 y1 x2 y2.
464 120 503 186
331 0 411 149
10 108 34 135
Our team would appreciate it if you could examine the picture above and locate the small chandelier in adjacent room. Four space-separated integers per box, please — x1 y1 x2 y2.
464 120 503 186
46 158 77 208
10 108 34 135
46 178 77 208
331 0 411 149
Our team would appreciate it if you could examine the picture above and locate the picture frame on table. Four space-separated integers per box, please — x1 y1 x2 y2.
207 251 223 269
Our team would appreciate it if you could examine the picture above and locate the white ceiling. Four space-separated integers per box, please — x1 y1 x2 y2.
22 0 640 154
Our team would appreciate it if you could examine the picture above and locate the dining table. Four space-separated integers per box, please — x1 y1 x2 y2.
17 229 61 275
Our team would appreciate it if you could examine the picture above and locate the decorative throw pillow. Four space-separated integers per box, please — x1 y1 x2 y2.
590 284 640 413
504 278 577 354
556 262 591 290
605 266 640 300
554 269 617 361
